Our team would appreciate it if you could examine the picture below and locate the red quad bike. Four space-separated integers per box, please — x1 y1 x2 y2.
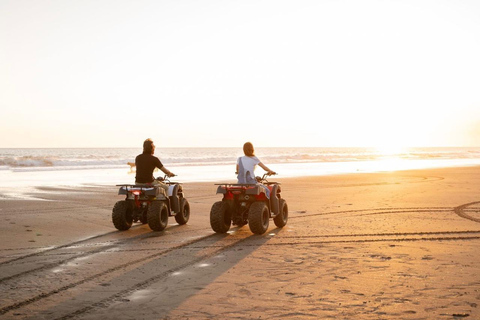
112 175 190 231
210 173 288 235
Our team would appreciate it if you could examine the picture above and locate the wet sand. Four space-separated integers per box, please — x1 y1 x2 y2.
0 166 479 319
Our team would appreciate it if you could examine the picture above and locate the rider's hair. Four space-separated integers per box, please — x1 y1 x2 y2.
143 139 154 154
243 142 255 157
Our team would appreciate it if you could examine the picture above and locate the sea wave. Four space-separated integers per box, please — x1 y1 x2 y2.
1 147 479 172
0 154 375 170
0 156 126 169
0 156 56 168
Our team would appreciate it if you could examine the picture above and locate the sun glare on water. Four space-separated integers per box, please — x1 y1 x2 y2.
375 145 406 157
373 145 410 171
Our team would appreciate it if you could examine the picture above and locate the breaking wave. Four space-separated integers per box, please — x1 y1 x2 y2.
1 147 480 172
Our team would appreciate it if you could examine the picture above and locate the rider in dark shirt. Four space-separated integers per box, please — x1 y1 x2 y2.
135 153 165 183
135 139 174 192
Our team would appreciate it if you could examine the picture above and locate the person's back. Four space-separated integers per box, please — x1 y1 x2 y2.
135 152 163 184
134 139 175 195
237 155 260 184
236 142 275 186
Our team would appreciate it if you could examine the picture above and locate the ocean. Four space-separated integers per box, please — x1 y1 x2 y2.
1 147 480 194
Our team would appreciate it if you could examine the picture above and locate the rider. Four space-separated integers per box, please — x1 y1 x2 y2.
135 138 175 194
236 142 276 197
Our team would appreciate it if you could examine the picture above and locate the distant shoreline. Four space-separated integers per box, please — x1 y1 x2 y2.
2 160 480 200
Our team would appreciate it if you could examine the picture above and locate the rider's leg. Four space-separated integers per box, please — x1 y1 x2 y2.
151 180 168 196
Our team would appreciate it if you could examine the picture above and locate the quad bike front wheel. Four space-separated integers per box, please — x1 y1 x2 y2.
210 201 231 233
273 198 288 228
175 198 190 225
147 201 169 231
248 201 269 235
112 200 134 231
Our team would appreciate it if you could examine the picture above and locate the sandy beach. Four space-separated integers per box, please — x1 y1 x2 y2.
0 166 479 319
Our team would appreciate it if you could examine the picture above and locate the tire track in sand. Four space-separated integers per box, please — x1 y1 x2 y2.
454 201 480 223
47 205 480 319
2 204 480 318
0 232 219 316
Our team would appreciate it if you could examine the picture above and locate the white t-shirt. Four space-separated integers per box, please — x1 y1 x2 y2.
237 156 260 184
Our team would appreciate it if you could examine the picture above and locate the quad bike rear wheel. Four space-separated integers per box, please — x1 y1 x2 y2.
112 200 134 231
175 198 190 225
248 201 269 235
147 201 169 231
210 201 231 233
273 198 288 228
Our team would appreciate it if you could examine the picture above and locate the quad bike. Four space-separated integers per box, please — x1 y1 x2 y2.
210 173 288 235
112 175 190 231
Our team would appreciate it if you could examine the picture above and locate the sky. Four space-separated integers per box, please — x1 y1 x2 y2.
1 0 480 148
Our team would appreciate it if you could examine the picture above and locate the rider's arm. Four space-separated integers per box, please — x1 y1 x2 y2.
235 164 239 174
160 166 175 177
259 162 275 175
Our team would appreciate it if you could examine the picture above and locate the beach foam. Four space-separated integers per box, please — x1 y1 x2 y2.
1 147 480 198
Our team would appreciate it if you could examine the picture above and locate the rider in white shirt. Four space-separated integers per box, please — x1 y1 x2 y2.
236 142 276 196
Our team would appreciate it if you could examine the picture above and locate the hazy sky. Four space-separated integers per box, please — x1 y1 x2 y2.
1 0 480 148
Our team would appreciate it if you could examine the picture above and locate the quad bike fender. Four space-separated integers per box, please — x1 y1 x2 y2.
216 186 227 194
269 184 280 215
118 186 146 195
154 193 168 200
118 185 168 200
168 184 180 213
167 184 178 197
245 185 263 195
146 188 166 197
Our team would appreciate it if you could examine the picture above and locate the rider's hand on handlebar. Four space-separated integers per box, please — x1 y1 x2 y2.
268 171 276 176
167 172 176 178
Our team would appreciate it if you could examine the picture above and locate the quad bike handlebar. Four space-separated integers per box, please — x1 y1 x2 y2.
156 174 178 184
256 172 277 184
215 172 279 187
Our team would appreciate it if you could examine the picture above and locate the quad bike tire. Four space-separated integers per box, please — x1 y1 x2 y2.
248 201 270 235
147 201 169 231
112 200 134 231
273 198 288 228
210 201 231 233
175 198 190 225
